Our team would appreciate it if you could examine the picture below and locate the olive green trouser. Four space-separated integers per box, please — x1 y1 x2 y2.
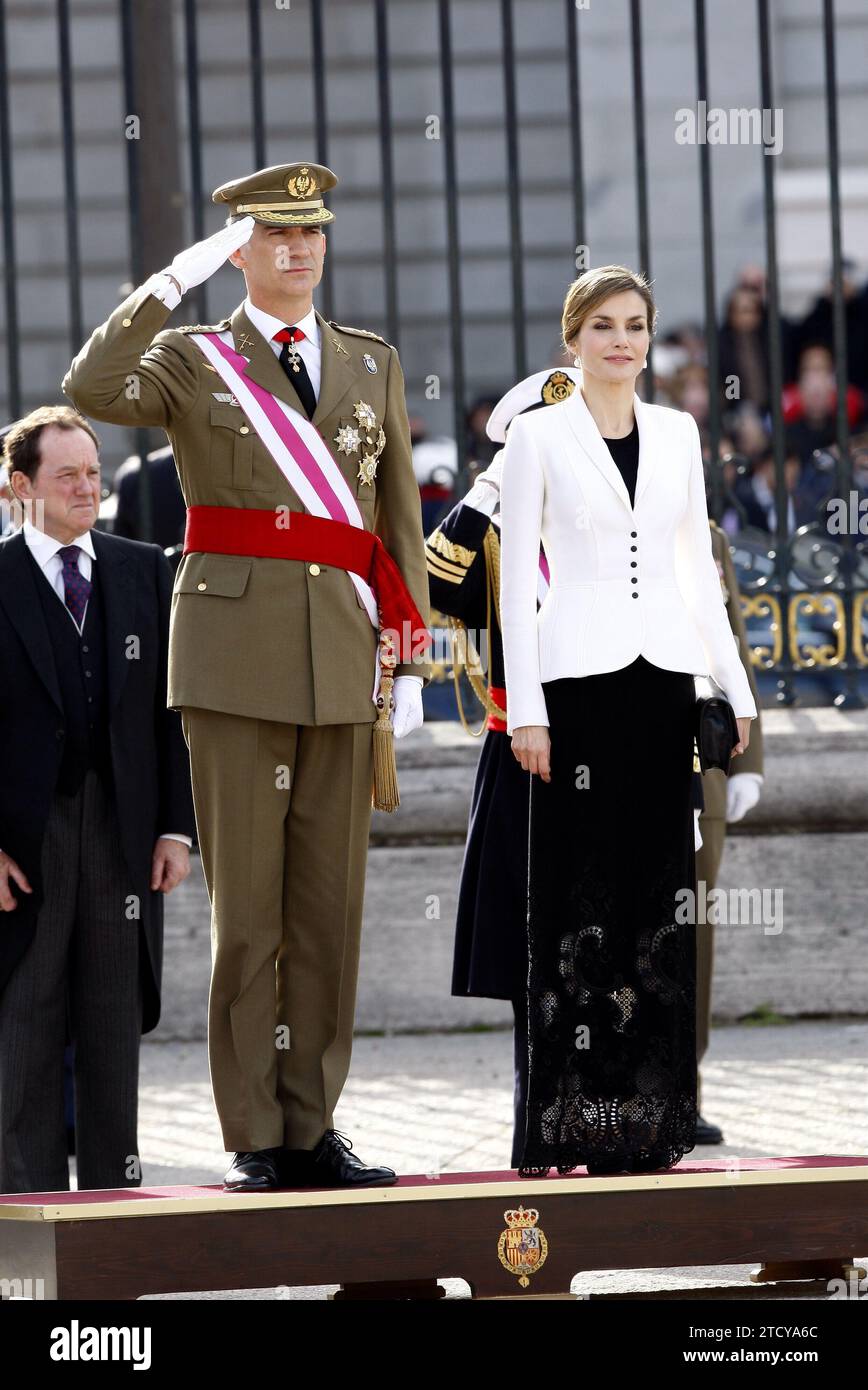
181 707 374 1152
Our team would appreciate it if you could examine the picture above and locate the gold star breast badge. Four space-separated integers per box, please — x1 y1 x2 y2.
334 424 362 455
353 401 377 431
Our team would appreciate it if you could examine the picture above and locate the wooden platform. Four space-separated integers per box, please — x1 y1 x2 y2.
1 1155 866 1300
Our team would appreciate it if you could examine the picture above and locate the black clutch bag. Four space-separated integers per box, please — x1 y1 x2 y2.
694 694 739 776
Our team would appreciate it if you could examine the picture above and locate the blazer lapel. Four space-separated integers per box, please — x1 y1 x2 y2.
312 312 358 428
563 385 656 513
633 394 656 506
0 531 63 712
91 531 136 715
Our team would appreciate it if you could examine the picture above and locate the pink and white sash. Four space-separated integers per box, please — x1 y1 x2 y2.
191 330 382 701
537 547 550 606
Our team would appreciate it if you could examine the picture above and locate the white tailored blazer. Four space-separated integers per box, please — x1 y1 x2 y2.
499 385 759 735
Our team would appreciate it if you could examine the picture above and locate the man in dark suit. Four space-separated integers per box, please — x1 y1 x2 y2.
112 443 186 547
0 405 195 1194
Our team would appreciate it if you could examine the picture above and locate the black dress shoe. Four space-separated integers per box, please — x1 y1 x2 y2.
695 1112 724 1145
627 1150 677 1173
285 1130 397 1188
585 1156 630 1175
223 1147 286 1192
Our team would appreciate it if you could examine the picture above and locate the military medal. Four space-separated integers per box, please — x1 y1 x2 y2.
333 403 386 485
358 454 378 487
363 352 377 374
285 331 303 373
334 424 362 455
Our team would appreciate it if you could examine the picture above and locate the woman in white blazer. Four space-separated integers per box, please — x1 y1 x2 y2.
499 265 757 1179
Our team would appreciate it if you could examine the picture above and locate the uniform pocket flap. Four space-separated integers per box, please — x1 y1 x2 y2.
209 402 250 431
176 555 253 598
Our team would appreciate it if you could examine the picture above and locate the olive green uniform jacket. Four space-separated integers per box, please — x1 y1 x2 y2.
63 287 432 725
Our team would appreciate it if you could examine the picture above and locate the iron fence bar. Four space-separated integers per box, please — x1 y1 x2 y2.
183 0 208 324
821 0 863 707
629 0 653 402
119 0 152 541
564 0 586 259
0 0 21 418
437 0 468 490
374 0 399 349
694 0 721 507
501 0 526 381
756 0 794 704
310 0 333 319
57 0 83 359
248 0 266 168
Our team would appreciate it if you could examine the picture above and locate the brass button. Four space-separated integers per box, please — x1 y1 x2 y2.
197 581 207 591
309 563 320 576
122 317 132 327
239 425 249 435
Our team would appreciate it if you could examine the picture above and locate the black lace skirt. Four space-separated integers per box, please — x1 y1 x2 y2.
518 655 698 1177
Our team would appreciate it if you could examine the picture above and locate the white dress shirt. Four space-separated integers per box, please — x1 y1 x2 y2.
19 520 192 849
242 296 322 398
23 518 96 630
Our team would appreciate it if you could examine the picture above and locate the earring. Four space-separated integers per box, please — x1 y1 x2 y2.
573 355 581 367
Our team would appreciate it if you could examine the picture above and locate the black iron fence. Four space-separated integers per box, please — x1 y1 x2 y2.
0 0 865 705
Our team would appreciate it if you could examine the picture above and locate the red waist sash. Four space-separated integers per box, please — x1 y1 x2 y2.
183 505 431 665
486 683 507 734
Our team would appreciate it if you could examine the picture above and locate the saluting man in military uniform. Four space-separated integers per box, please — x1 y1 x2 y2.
64 162 432 1192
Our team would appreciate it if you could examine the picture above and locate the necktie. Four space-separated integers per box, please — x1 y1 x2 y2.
273 326 317 419
58 544 92 629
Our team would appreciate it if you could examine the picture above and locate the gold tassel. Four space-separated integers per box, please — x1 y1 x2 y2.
372 634 400 812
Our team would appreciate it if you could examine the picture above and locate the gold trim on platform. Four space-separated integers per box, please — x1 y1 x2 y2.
1 1163 866 1223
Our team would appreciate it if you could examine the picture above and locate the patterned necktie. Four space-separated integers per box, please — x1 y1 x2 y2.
58 544 92 629
273 326 317 419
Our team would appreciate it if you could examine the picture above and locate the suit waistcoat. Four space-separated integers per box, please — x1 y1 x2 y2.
29 549 112 794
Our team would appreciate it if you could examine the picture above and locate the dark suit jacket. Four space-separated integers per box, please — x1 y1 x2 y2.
113 444 186 548
0 529 195 1032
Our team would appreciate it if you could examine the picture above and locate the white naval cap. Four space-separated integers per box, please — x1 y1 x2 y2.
485 366 583 444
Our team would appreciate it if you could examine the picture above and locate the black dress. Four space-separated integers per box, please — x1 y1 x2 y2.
516 422 699 1177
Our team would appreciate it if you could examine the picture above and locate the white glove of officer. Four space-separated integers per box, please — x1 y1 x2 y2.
161 217 255 295
144 217 256 310
726 771 763 823
391 675 424 739
462 452 504 518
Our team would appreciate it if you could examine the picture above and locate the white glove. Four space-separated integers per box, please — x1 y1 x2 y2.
693 808 703 851
726 771 763 823
160 217 256 296
463 452 504 517
391 675 424 739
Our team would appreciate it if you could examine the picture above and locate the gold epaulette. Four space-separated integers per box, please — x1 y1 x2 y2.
328 320 392 348
177 320 232 335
